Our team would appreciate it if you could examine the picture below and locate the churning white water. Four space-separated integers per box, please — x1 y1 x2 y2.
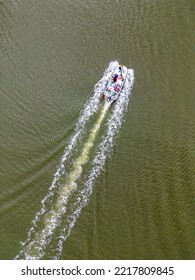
15 62 134 260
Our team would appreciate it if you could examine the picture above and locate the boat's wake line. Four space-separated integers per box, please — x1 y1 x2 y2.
15 62 134 260
54 69 135 259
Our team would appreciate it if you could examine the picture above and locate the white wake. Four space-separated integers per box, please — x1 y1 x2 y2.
15 62 134 260
54 69 135 259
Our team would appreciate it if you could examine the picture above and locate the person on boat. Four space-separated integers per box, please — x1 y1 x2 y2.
114 84 120 92
119 74 123 80
113 74 118 82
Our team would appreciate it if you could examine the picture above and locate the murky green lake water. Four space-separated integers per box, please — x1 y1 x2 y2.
0 0 194 259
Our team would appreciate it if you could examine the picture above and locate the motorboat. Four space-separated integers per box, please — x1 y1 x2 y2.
103 65 127 103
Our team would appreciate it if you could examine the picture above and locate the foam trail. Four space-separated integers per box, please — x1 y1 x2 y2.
15 62 118 260
15 62 134 260
55 69 135 259
18 104 109 260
